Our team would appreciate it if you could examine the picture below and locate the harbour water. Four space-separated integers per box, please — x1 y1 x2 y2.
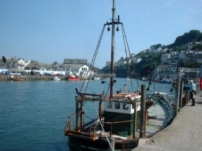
0 78 174 151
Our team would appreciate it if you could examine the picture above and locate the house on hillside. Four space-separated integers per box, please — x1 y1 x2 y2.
52 61 60 71
131 56 142 63
24 61 40 70
115 58 131 67
161 53 171 64
105 61 111 67
0 59 7 74
1 56 30 70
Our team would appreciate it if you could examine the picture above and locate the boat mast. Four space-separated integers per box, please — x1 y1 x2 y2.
110 0 115 99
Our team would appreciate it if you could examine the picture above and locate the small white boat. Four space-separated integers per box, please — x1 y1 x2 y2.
142 77 147 81
126 77 131 81
161 78 173 83
54 76 61 81
93 77 100 80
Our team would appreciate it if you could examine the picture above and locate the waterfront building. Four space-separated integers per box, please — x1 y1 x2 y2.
155 64 200 82
2 56 30 69
62 58 93 78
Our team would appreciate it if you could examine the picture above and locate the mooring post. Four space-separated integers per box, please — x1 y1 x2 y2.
76 100 79 130
80 102 84 131
140 84 146 138
99 101 102 133
179 80 184 107
99 101 102 120
133 100 137 138
185 91 190 104
175 78 180 116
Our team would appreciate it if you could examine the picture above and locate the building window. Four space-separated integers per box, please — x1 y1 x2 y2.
123 103 129 110
115 102 120 109
107 102 112 108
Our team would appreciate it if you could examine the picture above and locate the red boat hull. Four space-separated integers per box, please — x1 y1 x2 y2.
67 75 80 81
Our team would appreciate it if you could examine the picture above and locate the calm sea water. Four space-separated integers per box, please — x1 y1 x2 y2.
0 78 173 151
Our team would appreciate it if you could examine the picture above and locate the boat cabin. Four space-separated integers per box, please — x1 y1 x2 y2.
103 94 141 136
104 95 141 114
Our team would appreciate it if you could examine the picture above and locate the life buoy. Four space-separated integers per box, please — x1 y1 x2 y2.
200 77 202 90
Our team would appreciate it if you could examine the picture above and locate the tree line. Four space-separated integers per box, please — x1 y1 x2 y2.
100 30 202 78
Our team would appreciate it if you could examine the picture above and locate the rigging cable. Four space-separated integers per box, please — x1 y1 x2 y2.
121 24 140 90
79 25 106 93
103 0 111 19
120 23 135 92
92 101 114 151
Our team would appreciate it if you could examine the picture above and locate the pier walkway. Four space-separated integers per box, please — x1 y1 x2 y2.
133 90 202 151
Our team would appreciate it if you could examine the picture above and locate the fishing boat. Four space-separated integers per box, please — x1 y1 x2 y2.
67 69 80 81
64 1 174 150
53 76 61 81
67 74 80 81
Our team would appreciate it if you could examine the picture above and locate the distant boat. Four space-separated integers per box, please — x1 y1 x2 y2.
93 77 100 80
161 78 173 83
10 76 23 81
67 74 80 81
67 68 80 81
142 77 147 81
54 76 61 81
126 76 131 81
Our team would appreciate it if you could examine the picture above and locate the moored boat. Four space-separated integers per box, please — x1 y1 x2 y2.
53 76 61 81
10 75 23 81
63 1 174 150
126 76 131 81
67 74 80 81
67 68 80 81
160 78 173 83
93 76 101 80
142 77 147 81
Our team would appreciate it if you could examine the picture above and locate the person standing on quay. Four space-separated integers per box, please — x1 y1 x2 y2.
190 80 196 106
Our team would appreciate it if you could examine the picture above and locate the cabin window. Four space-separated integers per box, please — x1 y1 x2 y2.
107 102 112 108
115 102 120 109
123 103 129 110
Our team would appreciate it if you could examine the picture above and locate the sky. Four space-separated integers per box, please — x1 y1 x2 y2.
1 0 202 68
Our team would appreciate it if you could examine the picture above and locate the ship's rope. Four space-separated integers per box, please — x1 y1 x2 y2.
84 113 94 120
121 24 140 91
103 0 111 18
92 101 115 151
103 82 110 97
79 25 106 93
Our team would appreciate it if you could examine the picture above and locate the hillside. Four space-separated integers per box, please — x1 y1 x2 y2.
101 30 202 78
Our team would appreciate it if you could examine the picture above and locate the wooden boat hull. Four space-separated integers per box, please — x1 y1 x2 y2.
68 135 138 151
10 78 23 81
65 110 141 151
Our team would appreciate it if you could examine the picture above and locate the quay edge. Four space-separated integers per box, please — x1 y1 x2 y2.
133 90 202 151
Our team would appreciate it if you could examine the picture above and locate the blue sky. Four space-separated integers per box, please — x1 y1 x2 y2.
1 0 202 68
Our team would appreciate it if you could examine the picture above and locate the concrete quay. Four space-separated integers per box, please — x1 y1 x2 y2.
133 90 202 151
